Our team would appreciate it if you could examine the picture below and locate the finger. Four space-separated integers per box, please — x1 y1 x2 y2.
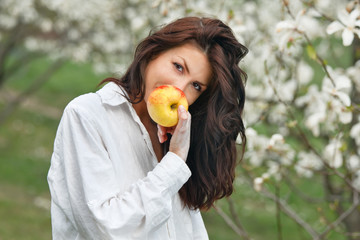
177 105 188 129
178 105 188 120
168 106 191 161
157 125 168 143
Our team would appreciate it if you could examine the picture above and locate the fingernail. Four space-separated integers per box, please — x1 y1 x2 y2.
179 105 185 112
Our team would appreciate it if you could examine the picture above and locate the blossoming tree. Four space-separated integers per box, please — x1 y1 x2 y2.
195 0 359 239
1 0 360 239
0 0 162 123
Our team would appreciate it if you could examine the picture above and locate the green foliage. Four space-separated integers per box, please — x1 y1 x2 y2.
0 184 51 240
0 59 105 239
6 56 107 108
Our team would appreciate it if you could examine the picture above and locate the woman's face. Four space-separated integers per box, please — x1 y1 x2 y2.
144 43 212 106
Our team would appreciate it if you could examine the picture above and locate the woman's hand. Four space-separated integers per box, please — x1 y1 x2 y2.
157 105 191 161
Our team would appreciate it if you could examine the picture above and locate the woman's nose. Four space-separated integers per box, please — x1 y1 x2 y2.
173 80 188 93
173 82 193 104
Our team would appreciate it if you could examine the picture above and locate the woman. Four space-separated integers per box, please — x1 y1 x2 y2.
48 16 248 239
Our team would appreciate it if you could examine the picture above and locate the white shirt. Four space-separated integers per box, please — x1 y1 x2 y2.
47 82 209 240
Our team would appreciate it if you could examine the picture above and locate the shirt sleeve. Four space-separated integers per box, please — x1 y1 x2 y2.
48 100 192 239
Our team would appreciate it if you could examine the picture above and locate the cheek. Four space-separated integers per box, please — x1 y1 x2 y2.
144 92 150 102
143 72 160 101
188 97 196 106
185 91 201 106
145 66 174 89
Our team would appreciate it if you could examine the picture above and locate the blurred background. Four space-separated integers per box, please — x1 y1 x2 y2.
1 0 359 239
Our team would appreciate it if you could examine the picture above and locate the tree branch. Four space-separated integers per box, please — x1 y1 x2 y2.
0 59 65 125
4 51 44 81
0 22 26 87
316 193 360 239
226 197 250 240
214 204 250 240
265 56 360 194
275 184 283 240
280 0 336 87
283 174 348 203
260 188 320 239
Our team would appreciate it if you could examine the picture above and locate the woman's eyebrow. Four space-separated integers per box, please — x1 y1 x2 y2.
177 55 209 87
178 56 190 74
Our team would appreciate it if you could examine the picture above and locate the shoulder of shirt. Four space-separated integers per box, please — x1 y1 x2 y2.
96 82 129 107
64 82 129 113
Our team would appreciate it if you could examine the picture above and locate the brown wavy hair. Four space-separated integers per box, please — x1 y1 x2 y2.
101 17 248 210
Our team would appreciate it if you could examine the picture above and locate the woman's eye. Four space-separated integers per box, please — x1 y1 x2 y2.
174 62 184 73
193 82 201 91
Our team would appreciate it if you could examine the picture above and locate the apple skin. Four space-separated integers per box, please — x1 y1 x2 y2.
147 85 188 127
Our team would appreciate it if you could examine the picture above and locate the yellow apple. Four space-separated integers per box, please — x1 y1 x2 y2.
147 85 188 127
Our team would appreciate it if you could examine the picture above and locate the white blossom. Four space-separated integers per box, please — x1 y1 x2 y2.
244 128 269 167
353 170 360 191
305 111 326 137
268 104 288 135
296 85 327 136
277 79 297 102
275 9 321 50
71 42 91 62
297 61 314 85
265 161 282 181
267 134 295 166
350 117 360 148
268 134 284 147
347 155 360 173
295 66 353 137
323 139 344 168
322 66 352 107
254 177 264 192
295 152 323 178
275 9 307 51
40 19 53 32
314 0 341 14
243 101 268 125
0 14 17 29
326 8 360 46
347 60 360 92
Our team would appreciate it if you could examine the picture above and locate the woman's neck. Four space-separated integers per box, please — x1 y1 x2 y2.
132 100 151 123
132 100 164 162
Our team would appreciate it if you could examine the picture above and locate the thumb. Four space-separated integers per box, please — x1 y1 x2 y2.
177 105 188 127
169 105 191 161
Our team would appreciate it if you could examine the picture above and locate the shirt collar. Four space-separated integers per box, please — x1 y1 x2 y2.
96 82 129 106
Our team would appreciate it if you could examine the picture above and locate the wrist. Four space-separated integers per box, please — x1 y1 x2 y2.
169 150 187 162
